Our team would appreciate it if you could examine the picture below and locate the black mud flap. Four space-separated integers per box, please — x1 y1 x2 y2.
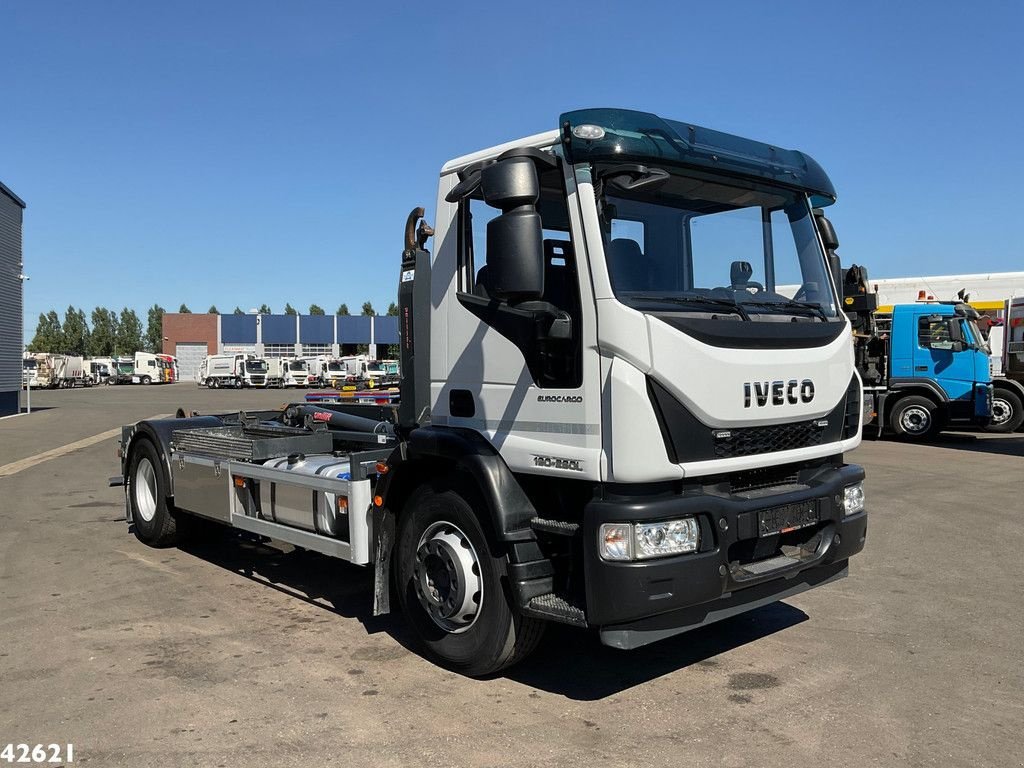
373 506 396 616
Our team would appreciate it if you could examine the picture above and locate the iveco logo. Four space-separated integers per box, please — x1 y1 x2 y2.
744 379 815 408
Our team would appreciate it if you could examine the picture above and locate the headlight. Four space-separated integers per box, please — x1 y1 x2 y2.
843 482 865 516
599 518 700 561
635 518 700 559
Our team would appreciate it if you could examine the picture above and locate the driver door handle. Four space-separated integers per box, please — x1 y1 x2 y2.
914 366 928 371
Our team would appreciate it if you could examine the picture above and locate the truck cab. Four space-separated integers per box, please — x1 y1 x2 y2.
867 303 991 438
117 108 868 676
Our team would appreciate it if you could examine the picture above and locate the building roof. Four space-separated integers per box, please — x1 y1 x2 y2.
0 180 26 208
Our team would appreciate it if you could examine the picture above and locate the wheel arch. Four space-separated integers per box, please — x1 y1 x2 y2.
881 385 945 422
379 426 537 546
993 378 1024 400
122 416 223 500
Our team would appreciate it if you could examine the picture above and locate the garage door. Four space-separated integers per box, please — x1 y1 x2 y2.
176 342 208 383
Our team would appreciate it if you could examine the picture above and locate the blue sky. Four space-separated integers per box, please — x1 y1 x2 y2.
3 1 1022 340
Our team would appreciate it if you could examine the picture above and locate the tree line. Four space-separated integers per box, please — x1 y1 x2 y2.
29 302 401 356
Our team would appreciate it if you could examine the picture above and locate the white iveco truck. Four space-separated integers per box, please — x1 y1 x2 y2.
114 108 867 675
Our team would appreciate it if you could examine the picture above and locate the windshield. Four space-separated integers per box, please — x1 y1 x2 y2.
246 361 268 372
23 360 36 369
367 363 383 373
967 319 991 354
327 362 344 372
599 168 838 321
289 361 307 371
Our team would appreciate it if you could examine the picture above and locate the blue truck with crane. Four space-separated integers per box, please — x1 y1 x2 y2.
840 262 992 438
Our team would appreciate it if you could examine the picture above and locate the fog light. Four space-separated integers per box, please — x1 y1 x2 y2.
843 482 865 516
599 523 632 561
634 518 700 559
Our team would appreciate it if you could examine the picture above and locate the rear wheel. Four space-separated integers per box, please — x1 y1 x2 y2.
127 439 179 547
395 485 544 676
988 388 1024 433
889 395 938 439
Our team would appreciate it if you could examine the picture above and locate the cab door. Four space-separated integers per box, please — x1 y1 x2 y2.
914 315 975 400
431 151 603 482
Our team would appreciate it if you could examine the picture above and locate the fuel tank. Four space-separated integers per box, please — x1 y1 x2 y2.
259 454 351 539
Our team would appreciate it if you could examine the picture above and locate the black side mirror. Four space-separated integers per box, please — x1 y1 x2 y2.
482 157 544 301
814 211 839 251
813 210 841 293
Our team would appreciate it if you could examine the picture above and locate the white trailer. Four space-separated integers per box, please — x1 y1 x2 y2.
263 358 286 388
114 108 868 677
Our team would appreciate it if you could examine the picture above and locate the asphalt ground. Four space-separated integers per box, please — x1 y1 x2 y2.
1 383 1021 768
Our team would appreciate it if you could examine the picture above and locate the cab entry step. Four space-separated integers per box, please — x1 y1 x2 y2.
524 593 587 627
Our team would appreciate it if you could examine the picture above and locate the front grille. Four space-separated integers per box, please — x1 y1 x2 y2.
712 420 826 458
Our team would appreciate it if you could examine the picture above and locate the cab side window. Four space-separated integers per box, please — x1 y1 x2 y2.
456 163 582 388
919 318 952 349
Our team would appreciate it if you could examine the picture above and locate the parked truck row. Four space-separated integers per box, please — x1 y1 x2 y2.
197 353 400 389
22 351 177 388
114 107 868 676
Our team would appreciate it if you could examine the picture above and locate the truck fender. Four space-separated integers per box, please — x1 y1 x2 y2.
993 378 1024 400
378 426 537 542
122 416 223 501
887 378 949 403
370 426 538 617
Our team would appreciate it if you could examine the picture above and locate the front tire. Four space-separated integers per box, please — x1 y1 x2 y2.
395 485 544 676
889 395 938 439
141 375 152 385
988 388 1024 433
127 439 179 547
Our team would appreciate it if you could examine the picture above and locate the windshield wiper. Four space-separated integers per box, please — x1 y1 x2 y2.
741 299 830 321
641 295 750 321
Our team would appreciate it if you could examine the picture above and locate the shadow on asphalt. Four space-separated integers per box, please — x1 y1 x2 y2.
177 526 808 700
923 432 1024 456
506 603 807 699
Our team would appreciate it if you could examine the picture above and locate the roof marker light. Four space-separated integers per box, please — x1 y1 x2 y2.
572 124 605 140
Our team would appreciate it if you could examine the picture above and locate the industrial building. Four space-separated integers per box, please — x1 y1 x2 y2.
0 181 26 417
162 312 400 382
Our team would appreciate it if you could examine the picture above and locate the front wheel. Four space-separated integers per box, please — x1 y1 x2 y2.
127 439 180 547
141 375 152 385
395 485 544 676
889 395 938 440
988 388 1024 433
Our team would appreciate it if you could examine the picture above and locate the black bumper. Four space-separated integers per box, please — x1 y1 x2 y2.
583 462 867 646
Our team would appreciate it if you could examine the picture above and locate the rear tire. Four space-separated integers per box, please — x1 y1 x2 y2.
889 395 938 440
988 388 1024 433
395 485 544 676
127 439 179 547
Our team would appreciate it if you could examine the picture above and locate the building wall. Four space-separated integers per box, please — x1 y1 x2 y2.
0 182 26 417
162 313 401 369
162 313 219 356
